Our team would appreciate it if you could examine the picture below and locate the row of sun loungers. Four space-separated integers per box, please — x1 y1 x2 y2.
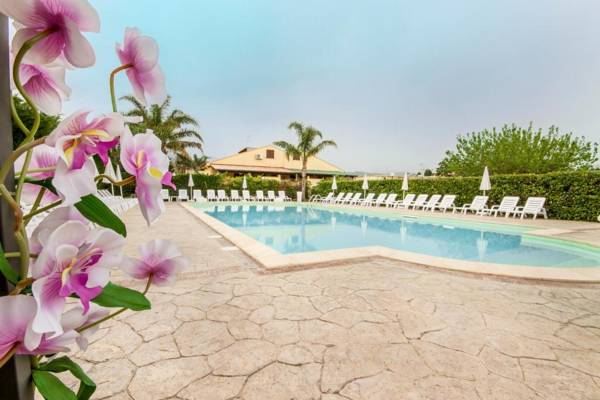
162 189 292 202
310 192 548 219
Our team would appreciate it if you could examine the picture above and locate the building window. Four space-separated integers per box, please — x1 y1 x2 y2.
266 149 275 159
293 154 300 160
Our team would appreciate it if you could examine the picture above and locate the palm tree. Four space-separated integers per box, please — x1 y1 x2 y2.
120 95 203 166
174 154 208 173
274 122 337 200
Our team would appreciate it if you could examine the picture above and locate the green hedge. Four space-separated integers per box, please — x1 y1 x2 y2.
107 173 302 200
311 171 600 222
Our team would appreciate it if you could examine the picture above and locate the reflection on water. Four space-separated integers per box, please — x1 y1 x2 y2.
203 205 600 267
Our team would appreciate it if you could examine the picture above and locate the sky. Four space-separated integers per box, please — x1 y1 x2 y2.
56 0 600 173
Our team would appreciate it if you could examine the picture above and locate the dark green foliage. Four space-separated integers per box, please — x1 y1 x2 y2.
74 194 127 237
91 282 151 311
423 169 433 176
312 171 600 221
12 95 60 148
437 124 599 176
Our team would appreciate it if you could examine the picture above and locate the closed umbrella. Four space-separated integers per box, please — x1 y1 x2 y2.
115 165 123 197
480 166 491 195
188 172 194 198
401 172 409 199
242 175 248 190
362 174 369 197
331 175 337 194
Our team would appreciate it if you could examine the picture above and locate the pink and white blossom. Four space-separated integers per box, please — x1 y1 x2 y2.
46 110 124 169
30 221 125 336
29 206 88 254
120 128 174 225
116 28 166 105
12 60 71 115
14 144 61 206
1 0 100 68
61 303 109 350
121 240 187 285
0 295 78 358
52 158 97 205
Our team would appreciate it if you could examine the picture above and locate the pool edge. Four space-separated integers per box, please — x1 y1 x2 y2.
181 202 600 284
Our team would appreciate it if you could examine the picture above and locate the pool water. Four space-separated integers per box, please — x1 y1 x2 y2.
200 204 600 268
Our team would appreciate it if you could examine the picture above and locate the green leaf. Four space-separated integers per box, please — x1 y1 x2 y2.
36 357 96 400
0 242 18 284
74 194 126 237
32 370 77 400
91 282 151 311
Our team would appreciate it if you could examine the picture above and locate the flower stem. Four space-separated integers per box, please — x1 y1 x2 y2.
23 200 63 223
109 64 133 112
0 344 18 369
11 30 53 139
0 137 45 185
77 276 152 333
94 174 135 187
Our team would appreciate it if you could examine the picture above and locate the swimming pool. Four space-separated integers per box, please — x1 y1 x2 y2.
196 203 600 268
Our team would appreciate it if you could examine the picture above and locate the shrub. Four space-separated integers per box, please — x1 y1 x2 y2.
312 171 600 221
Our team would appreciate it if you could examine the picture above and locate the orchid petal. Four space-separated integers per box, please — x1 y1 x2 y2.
62 18 96 68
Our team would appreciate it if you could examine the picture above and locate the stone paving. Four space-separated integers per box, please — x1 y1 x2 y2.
64 204 600 399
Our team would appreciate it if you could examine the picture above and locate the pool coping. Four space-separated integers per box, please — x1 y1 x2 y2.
181 202 600 283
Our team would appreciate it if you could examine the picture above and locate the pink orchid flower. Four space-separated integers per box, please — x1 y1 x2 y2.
120 128 174 224
46 110 124 169
14 144 60 206
30 220 125 336
12 60 71 115
0 0 100 68
61 303 109 350
29 206 88 254
121 239 188 286
52 157 97 205
0 295 78 358
116 27 166 106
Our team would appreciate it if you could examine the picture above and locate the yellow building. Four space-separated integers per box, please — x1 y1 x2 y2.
203 145 347 183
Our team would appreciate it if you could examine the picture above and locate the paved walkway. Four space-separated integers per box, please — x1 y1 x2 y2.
67 204 600 400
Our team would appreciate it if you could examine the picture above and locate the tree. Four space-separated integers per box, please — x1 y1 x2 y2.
120 95 203 167
423 169 433 176
437 124 598 176
174 153 207 173
11 95 59 148
274 122 337 200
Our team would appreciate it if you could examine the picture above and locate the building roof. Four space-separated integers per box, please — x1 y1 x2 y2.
207 145 345 174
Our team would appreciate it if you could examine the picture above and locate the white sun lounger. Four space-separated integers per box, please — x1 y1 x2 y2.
217 190 229 201
359 193 376 207
432 195 456 212
512 197 547 219
242 190 253 201
489 196 519 217
255 190 266 202
394 194 416 209
411 194 429 210
160 189 170 202
422 194 442 211
267 190 276 201
368 193 387 207
329 192 345 204
348 193 362 205
384 193 398 207
453 195 488 214
192 189 204 202
206 189 217 202
177 189 189 202
310 192 332 202
278 191 291 201
230 190 241 201
337 192 354 204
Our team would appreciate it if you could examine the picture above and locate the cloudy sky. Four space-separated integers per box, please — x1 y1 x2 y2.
59 0 600 173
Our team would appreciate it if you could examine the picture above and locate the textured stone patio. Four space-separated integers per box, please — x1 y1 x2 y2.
66 204 600 399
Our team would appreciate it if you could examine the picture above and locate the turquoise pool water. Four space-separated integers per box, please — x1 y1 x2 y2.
199 204 600 268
